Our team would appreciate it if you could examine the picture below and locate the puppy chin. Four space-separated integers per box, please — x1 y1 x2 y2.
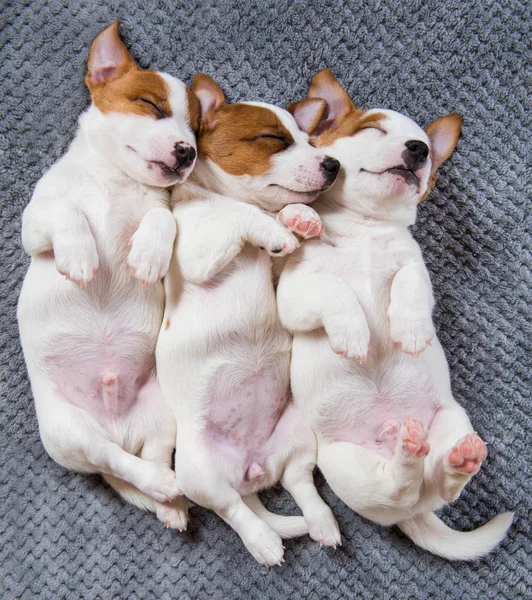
149 163 195 187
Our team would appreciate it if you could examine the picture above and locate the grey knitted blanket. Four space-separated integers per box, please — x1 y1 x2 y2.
1 1 529 598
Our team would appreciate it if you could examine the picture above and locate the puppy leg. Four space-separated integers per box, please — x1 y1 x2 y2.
22 200 99 286
140 439 189 531
174 432 285 565
215 491 285 566
388 262 435 356
175 197 299 284
36 390 180 503
425 404 486 502
281 447 341 548
278 270 370 362
133 379 189 530
103 439 189 531
318 428 428 525
127 207 176 285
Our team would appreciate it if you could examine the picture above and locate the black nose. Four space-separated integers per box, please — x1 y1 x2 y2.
173 143 196 169
404 140 429 166
320 157 341 182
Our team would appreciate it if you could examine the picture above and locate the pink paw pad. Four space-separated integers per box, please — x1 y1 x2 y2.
403 418 430 457
280 211 323 239
448 433 487 474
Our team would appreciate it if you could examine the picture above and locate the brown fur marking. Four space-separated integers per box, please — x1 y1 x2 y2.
198 103 295 176
88 70 173 118
85 22 172 118
315 111 388 147
186 86 201 133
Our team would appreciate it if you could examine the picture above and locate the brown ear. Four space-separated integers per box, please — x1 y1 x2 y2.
85 22 137 89
287 98 327 134
192 73 226 125
186 87 201 134
425 113 462 172
308 68 355 134
419 113 462 202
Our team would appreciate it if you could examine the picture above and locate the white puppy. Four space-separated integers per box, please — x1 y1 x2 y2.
277 69 513 560
156 74 341 565
17 23 199 530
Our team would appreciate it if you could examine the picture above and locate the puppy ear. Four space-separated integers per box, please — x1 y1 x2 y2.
287 98 327 134
192 74 226 125
85 22 137 88
308 68 355 134
418 113 462 202
425 114 462 172
186 87 201 134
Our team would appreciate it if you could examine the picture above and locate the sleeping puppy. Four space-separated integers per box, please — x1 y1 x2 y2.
17 23 199 530
156 74 341 565
277 69 513 560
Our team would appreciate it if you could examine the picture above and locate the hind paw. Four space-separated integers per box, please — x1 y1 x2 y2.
447 433 487 474
243 522 284 566
306 506 342 549
402 418 430 458
156 497 189 532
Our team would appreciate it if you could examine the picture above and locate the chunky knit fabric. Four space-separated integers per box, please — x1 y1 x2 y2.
1 1 529 598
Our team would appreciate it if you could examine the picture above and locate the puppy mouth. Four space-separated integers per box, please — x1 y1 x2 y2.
126 145 193 182
363 166 419 186
149 160 192 182
268 184 328 197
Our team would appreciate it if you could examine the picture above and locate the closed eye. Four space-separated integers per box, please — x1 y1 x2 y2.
253 134 290 144
136 97 167 119
359 126 386 135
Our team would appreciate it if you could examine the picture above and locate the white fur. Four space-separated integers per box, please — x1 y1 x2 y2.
277 108 513 559
157 103 340 565
17 71 197 530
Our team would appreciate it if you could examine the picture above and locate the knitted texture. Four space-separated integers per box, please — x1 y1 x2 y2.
0 1 530 598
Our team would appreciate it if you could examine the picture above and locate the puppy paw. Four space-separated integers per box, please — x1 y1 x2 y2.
401 418 430 458
54 233 99 287
243 523 285 567
446 433 487 475
306 506 342 549
387 306 435 356
256 219 300 257
326 314 370 364
156 497 189 532
136 464 181 503
277 204 324 240
128 228 174 286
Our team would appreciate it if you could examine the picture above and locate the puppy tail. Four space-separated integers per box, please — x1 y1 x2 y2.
397 511 514 560
243 494 309 539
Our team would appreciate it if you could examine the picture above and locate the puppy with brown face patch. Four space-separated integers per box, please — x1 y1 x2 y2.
17 23 199 530
156 75 341 565
277 69 513 560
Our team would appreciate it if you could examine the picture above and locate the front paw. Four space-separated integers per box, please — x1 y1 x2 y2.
387 306 435 356
128 231 173 286
54 233 99 287
258 220 300 257
325 313 370 364
277 204 324 240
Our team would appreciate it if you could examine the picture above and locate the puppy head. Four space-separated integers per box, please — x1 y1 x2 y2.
85 22 199 187
191 74 340 211
308 69 461 217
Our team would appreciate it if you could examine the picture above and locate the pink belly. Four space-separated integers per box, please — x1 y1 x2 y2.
44 330 154 421
205 365 289 479
323 396 439 459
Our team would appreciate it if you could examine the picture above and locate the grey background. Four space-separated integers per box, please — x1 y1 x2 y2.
1 1 530 598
